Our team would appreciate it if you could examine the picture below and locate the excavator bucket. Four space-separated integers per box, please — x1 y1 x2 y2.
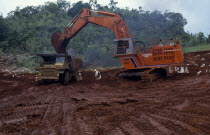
51 32 67 54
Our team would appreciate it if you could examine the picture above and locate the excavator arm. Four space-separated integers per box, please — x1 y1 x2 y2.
51 8 132 54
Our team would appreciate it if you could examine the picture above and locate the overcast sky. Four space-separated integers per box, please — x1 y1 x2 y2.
0 0 209 35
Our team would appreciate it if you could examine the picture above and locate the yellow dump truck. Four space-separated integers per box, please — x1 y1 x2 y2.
36 54 83 85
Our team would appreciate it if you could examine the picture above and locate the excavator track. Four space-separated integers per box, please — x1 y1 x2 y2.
141 68 161 82
141 69 154 82
118 68 163 82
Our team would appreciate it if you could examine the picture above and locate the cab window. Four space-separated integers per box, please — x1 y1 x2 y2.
56 57 65 63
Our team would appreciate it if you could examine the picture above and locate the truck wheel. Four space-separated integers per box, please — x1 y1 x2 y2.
63 71 70 85
37 80 43 85
38 80 46 85
75 73 80 81
72 70 80 81
58 73 64 83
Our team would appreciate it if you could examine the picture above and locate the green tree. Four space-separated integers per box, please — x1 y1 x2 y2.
207 34 210 43
108 0 118 11
0 16 9 41
57 0 71 11
89 0 98 10
197 32 205 44
67 1 91 17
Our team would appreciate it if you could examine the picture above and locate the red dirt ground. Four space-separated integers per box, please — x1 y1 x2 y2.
0 50 210 135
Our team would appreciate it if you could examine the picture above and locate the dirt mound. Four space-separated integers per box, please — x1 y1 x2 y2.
0 54 31 73
184 50 210 75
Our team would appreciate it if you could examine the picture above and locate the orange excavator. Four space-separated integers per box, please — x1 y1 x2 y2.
51 8 184 81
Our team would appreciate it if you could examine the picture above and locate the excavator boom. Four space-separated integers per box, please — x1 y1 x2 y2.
51 8 131 54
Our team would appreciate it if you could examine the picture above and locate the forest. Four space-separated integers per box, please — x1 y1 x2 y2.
0 0 209 69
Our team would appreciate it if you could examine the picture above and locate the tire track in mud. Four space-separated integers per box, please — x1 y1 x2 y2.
29 86 91 135
132 96 210 135
73 83 210 135
0 64 210 135
147 116 174 135
120 122 145 135
0 84 62 134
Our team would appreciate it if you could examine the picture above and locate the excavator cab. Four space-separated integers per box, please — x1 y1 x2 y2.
116 41 128 54
114 38 134 55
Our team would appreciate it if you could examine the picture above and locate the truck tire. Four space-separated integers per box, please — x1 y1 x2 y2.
37 80 43 85
58 73 64 83
63 71 70 85
72 70 80 81
38 79 46 85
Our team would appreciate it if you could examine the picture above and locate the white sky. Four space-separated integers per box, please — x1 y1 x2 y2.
0 0 209 35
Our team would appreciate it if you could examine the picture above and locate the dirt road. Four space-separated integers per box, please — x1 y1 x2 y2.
0 51 210 135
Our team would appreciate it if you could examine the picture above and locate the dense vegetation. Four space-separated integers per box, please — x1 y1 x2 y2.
0 0 209 69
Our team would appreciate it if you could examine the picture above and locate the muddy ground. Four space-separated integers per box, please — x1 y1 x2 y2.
0 51 210 135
